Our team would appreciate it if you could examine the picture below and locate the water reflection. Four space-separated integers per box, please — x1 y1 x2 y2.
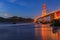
35 24 60 40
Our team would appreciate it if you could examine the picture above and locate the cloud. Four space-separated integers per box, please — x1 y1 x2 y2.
6 0 35 8
4 13 9 17
17 1 27 6
7 0 17 3
0 12 11 18
0 2 3 6
0 2 6 12
16 1 34 8
4 13 12 18
0 2 4 8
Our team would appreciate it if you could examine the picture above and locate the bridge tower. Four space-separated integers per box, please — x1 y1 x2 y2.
34 15 39 23
42 4 46 22
34 15 37 23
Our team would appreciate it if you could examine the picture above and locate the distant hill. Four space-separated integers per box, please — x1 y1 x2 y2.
0 16 33 23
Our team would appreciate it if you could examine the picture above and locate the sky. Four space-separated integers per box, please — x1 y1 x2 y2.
0 0 60 18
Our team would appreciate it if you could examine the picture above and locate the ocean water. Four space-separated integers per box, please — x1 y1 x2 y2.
0 23 59 40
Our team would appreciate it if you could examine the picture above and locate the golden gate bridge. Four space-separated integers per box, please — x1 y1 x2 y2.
34 4 60 23
34 4 60 40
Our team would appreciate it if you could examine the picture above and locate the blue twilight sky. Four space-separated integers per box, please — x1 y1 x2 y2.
0 0 60 18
